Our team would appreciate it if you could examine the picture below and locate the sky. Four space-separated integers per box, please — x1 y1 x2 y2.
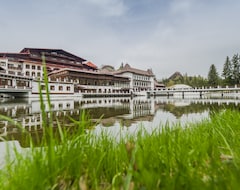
1 0 240 79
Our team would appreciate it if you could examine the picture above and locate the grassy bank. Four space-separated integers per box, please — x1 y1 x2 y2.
0 109 240 190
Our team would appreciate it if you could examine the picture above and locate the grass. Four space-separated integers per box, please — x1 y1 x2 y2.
0 58 240 189
0 110 240 189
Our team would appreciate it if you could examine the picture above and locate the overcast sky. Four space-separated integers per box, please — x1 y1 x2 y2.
1 0 240 79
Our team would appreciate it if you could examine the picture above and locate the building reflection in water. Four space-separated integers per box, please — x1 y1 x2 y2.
1 97 240 147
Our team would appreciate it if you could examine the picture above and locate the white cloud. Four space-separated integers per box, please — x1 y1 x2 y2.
1 1 240 79
85 0 127 17
170 0 195 15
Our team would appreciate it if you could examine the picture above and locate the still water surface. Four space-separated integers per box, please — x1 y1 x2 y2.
1 96 240 140
0 96 240 166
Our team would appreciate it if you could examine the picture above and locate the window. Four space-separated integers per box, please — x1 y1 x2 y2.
26 64 30 69
0 62 6 66
32 65 36 70
59 86 63 91
37 66 41 70
32 72 35 77
41 85 45 90
8 63 14 68
37 72 41 77
50 86 55 91
26 71 30 76
66 86 71 91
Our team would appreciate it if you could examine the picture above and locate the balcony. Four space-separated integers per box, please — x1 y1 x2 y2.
7 66 22 70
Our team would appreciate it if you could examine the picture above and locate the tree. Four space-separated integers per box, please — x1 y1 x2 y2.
231 54 240 84
161 73 208 87
222 56 232 85
166 79 175 87
208 64 219 86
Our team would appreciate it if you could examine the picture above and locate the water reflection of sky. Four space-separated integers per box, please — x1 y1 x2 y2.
1 97 240 166
94 109 209 138
1 97 240 144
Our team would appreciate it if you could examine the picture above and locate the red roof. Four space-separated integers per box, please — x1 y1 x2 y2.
84 61 98 69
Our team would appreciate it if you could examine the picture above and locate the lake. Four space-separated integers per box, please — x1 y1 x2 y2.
1 96 240 140
1 96 240 166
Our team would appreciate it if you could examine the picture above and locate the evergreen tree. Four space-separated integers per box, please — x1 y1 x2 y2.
232 54 240 84
222 56 232 85
183 74 189 85
208 64 219 86
166 79 174 87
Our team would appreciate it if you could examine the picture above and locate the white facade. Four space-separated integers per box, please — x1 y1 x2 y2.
0 53 156 98
115 64 155 95
119 72 154 92
0 57 43 79
31 81 74 95
23 62 43 79
0 58 23 76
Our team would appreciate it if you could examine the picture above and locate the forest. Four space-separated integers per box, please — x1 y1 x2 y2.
161 53 240 87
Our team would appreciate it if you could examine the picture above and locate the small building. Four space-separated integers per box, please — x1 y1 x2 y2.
154 80 165 89
169 84 193 90
100 65 115 72
114 63 155 93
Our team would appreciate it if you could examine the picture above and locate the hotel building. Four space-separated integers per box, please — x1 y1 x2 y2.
0 48 163 98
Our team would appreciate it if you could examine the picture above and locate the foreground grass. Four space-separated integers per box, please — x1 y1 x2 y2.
0 109 240 190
